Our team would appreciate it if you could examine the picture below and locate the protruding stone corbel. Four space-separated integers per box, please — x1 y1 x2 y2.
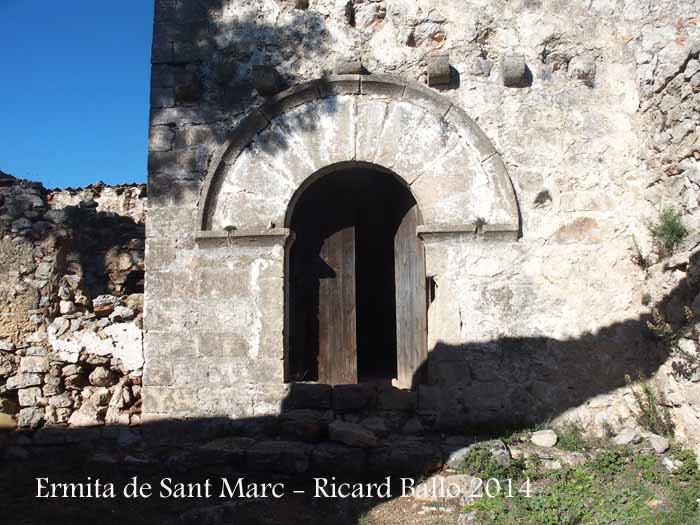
252 65 284 96
427 53 451 86
335 57 363 75
501 54 531 88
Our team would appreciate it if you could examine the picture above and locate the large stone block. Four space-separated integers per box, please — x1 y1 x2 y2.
332 384 374 411
329 420 378 448
247 441 310 474
19 356 49 374
288 383 332 409
378 386 417 411
142 386 197 415
196 386 255 418
279 409 330 442
310 442 367 474
195 437 255 467
6 373 42 390
18 387 42 407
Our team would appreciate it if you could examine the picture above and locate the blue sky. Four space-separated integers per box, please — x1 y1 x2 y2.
0 1 154 188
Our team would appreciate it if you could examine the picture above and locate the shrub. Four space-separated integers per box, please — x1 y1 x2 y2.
629 379 675 437
649 207 688 256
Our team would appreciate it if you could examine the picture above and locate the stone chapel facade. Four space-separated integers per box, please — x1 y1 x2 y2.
143 0 700 439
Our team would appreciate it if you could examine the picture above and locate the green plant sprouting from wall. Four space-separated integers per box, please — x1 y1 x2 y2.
626 374 675 437
648 206 688 257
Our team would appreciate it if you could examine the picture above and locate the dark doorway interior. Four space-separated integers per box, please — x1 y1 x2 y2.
289 166 417 384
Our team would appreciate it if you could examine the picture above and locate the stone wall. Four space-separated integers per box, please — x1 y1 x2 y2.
0 171 145 434
144 0 700 452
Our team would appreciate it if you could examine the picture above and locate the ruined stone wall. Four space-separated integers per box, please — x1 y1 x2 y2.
0 171 145 437
145 0 700 451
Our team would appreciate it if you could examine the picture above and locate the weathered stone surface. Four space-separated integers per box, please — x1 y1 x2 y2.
89 367 117 387
48 392 72 408
109 306 135 322
91 387 112 406
401 417 425 435
613 427 641 446
378 387 417 411
279 409 329 442
335 58 362 75
413 474 477 505
247 441 309 474
361 416 390 437
501 54 529 87
6 373 42 389
369 438 443 475
68 401 105 427
18 387 42 407
569 54 597 87
310 442 367 474
427 53 450 86
332 384 373 411
19 356 48 374
17 407 43 429
288 383 332 409
196 437 255 466
252 65 284 96
648 434 670 454
531 429 558 448
329 420 378 448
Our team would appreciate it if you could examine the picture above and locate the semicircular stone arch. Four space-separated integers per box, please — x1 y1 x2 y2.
198 74 519 236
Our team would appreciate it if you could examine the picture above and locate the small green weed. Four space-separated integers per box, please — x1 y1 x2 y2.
460 443 527 481
649 206 688 256
670 447 700 482
629 378 675 437
556 422 587 452
590 447 631 477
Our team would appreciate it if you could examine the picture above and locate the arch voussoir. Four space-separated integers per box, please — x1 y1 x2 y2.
197 74 520 240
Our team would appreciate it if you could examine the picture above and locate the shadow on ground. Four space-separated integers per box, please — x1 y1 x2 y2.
2 250 698 524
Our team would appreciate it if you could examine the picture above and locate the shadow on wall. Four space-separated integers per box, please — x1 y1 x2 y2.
60 203 145 297
2 251 698 523
148 1 338 207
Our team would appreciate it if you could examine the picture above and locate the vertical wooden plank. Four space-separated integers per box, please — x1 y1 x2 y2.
394 205 427 389
317 252 331 383
318 227 357 385
336 227 358 384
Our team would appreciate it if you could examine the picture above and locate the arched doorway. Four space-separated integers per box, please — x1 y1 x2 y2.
287 163 427 387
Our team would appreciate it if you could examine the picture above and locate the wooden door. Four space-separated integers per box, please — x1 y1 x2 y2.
318 226 357 385
394 205 427 389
